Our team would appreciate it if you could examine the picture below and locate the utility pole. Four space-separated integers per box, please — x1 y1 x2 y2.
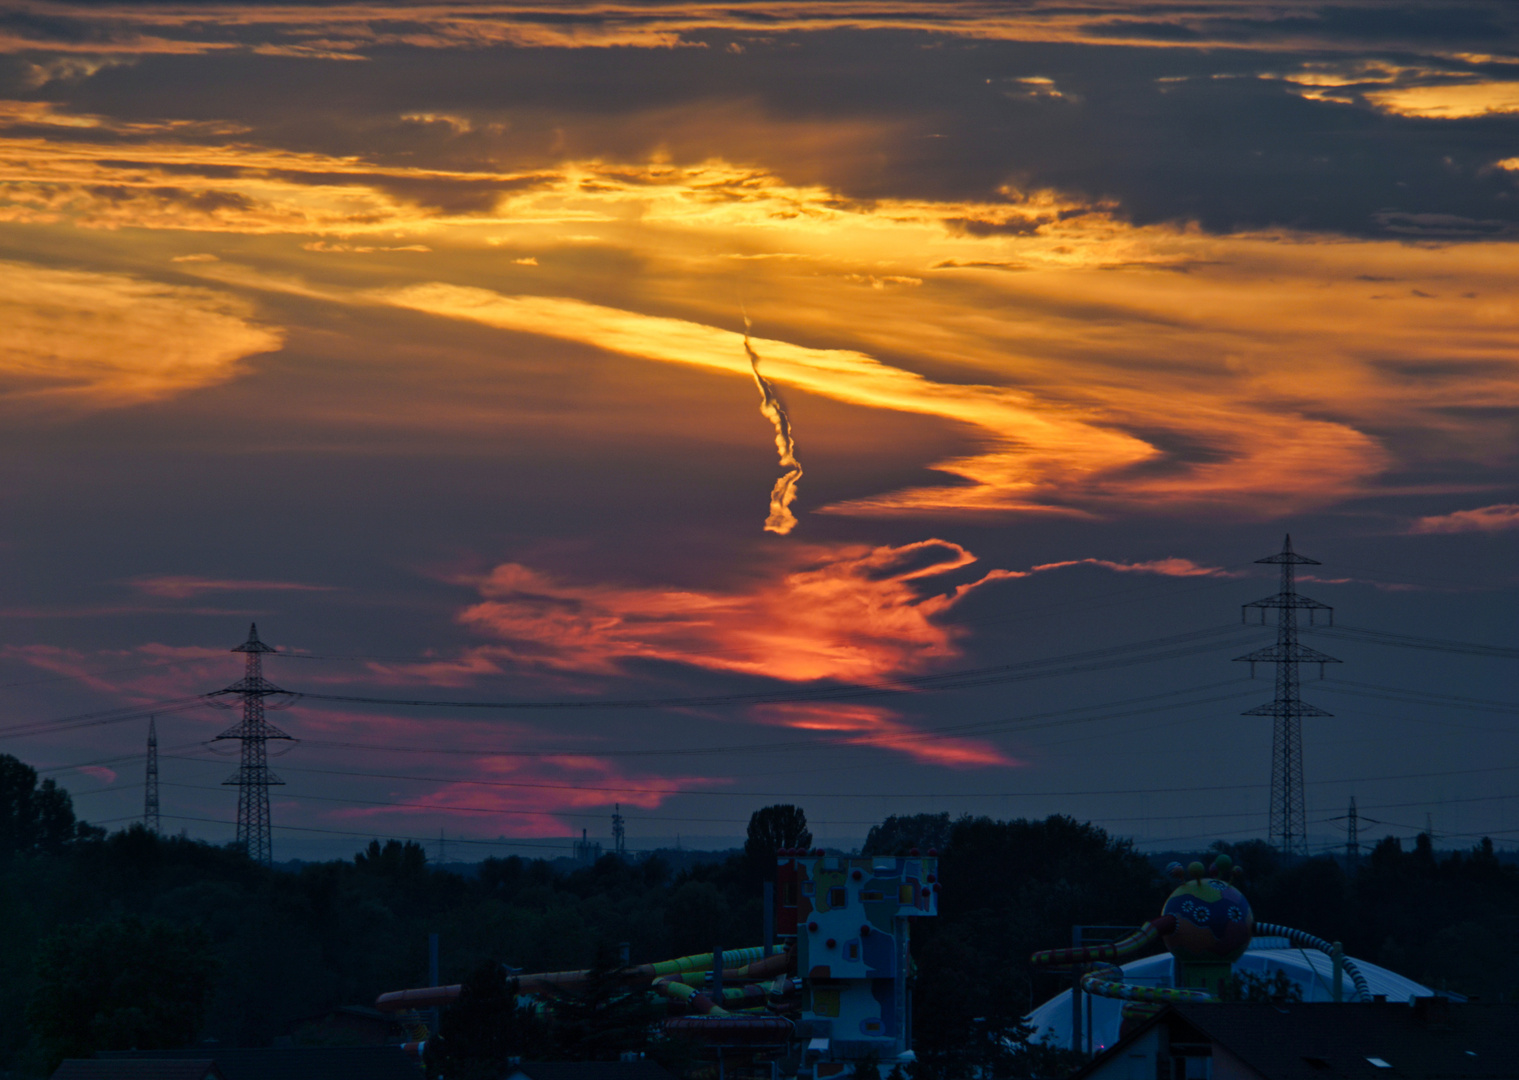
213 624 293 866
612 802 625 857
144 716 160 834
1346 796 1359 868
1236 536 1340 859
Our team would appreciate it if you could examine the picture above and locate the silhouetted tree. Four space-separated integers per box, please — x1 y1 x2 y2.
543 945 662 1060
427 963 543 1080
27 916 217 1073
744 804 811 861
863 813 952 856
355 838 428 877
0 754 98 857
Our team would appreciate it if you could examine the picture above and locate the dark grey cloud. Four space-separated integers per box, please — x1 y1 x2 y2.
13 19 1513 239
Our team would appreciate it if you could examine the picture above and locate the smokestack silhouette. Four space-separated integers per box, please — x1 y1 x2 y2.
744 318 803 535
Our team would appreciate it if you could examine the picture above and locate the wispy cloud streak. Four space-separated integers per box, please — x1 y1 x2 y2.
743 316 803 535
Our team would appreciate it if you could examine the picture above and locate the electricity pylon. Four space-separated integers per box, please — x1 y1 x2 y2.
1346 796 1360 867
1235 536 1340 859
144 716 160 834
213 624 293 865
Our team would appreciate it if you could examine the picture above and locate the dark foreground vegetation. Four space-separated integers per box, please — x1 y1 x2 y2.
2 754 1517 1077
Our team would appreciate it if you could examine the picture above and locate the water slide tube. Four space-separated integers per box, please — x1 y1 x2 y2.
1029 916 1176 969
376 947 793 1013
1255 922 1370 1002
1075 961 1212 1005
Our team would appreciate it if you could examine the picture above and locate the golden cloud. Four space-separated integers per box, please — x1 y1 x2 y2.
0 260 282 409
1365 81 1519 118
1 95 1514 522
381 282 1154 515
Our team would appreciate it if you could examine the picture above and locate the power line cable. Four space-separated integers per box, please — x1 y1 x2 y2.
285 625 1258 712
1317 679 1519 715
288 683 1261 761
0 695 213 740
1304 623 1518 660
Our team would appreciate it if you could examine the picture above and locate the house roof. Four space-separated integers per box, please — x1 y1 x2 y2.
53 1060 222 1080
98 1046 419 1080
508 1061 679 1080
1078 1001 1519 1080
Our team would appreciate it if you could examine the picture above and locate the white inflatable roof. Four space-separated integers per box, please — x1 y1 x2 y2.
1025 941 1436 1055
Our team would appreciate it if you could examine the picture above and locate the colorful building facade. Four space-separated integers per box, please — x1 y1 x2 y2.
778 852 939 1075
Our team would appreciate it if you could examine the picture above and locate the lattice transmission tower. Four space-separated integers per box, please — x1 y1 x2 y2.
144 716 160 834
213 624 293 865
1235 536 1340 859
1346 796 1360 868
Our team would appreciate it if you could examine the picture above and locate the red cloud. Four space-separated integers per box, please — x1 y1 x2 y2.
456 540 1005 684
1027 557 1235 578
324 753 727 836
750 702 1017 769
130 575 336 599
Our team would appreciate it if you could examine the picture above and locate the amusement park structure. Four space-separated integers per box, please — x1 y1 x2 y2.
379 844 1444 1076
377 850 940 1075
1023 852 1449 1056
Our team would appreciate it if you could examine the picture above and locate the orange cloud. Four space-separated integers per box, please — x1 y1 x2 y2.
0 259 282 410
455 540 1000 683
1409 503 1519 534
751 702 1016 768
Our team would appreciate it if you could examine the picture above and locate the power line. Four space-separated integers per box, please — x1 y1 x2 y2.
287 683 1261 761
149 780 1304 828
1306 623 1519 660
0 694 213 741
287 624 1256 712
153 812 578 853
1317 679 1519 715
153 751 1519 805
0 657 206 693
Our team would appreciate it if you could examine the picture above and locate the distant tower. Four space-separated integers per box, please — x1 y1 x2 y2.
1346 796 1359 868
213 624 293 865
1236 536 1341 859
144 716 160 834
612 803 626 857
573 827 601 863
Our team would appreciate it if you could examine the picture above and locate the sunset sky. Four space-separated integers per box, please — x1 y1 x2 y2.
2 0 1517 861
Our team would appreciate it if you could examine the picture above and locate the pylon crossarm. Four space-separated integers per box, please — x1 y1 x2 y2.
1233 644 1340 664
1242 701 1333 718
